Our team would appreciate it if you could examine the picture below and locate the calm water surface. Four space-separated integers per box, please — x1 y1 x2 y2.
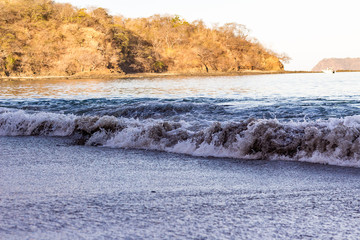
1 73 360 99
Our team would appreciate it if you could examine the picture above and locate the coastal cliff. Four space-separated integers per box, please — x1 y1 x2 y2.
0 0 287 77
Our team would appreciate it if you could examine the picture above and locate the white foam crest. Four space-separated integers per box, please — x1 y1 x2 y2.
2 109 360 167
103 120 189 151
103 116 360 167
0 110 76 136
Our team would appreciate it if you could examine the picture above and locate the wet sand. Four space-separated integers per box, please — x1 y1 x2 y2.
1 136 360 239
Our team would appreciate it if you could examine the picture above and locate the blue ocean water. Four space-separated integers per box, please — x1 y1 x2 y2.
1 73 360 166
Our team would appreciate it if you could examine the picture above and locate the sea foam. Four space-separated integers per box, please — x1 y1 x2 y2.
1 109 360 167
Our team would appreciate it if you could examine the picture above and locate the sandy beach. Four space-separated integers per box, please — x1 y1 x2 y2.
2 136 360 239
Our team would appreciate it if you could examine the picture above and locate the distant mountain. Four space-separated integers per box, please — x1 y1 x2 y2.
312 58 360 71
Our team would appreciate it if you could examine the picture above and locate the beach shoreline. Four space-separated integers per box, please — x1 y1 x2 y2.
0 70 318 81
2 136 360 239
3 70 359 82
2 73 360 239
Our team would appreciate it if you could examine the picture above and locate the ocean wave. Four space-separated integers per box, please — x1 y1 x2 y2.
1 109 360 167
0 98 230 122
3 97 360 123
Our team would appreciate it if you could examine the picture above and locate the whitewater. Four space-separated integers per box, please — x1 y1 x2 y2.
1 73 360 167
2 72 360 239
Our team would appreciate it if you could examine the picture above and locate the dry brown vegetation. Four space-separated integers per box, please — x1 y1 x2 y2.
0 0 288 77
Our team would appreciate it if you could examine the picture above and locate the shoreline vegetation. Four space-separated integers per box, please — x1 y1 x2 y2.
1 0 290 78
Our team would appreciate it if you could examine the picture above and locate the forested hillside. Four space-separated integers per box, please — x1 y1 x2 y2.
0 0 288 77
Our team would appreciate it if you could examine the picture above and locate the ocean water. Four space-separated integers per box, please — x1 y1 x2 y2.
2 73 360 239
1 73 360 166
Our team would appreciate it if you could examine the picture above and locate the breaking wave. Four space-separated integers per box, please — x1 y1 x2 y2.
3 97 360 123
1 109 360 167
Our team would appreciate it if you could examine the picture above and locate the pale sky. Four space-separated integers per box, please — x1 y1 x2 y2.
55 0 360 71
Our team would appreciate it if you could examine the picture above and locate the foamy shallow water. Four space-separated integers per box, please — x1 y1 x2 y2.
2 73 360 238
